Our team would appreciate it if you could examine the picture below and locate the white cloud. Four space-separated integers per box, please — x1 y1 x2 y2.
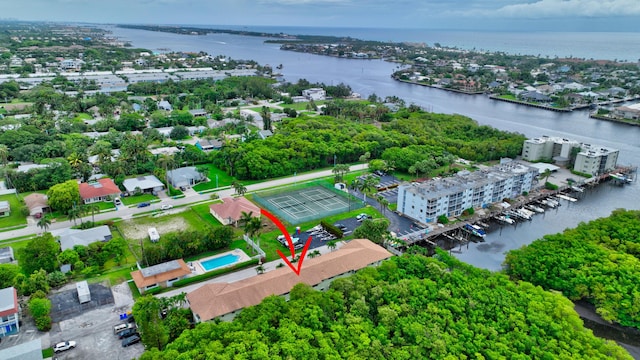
493 0 640 18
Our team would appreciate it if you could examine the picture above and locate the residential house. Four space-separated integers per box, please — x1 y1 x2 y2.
23 193 49 218
0 246 14 264
123 175 164 195
52 225 113 251
258 130 273 139
188 109 207 117
167 167 206 188
302 88 326 101
195 138 223 151
613 103 640 120
130 259 191 294
520 91 552 102
187 239 392 322
0 201 9 217
157 100 173 111
79 178 121 204
16 163 48 173
209 197 260 226
0 287 20 337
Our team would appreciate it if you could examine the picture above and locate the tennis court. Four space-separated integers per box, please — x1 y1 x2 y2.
253 185 363 225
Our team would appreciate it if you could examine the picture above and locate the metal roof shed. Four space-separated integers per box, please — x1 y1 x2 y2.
76 281 91 304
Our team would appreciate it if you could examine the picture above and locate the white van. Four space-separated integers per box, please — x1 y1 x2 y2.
113 323 128 334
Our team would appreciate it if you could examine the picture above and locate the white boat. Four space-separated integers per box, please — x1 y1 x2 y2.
525 204 544 213
516 208 533 220
571 185 585 193
556 194 577 202
546 198 560 207
496 215 515 224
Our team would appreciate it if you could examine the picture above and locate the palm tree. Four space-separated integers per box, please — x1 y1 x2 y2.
37 216 51 233
67 207 80 225
332 163 350 183
327 240 337 252
255 265 265 275
541 168 552 184
308 249 321 259
87 203 100 224
67 152 84 177
239 211 254 228
0 144 9 167
358 175 379 202
232 181 247 197
157 154 175 190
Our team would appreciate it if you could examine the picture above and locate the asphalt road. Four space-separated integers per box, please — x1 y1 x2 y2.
0 164 368 241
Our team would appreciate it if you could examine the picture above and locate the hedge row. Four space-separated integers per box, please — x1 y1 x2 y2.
171 259 258 288
320 221 343 239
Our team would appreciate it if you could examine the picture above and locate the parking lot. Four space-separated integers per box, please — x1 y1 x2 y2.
48 283 144 360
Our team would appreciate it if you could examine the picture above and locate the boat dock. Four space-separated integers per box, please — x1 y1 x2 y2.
396 166 636 250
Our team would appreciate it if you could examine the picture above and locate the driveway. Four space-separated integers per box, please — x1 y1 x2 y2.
48 283 143 360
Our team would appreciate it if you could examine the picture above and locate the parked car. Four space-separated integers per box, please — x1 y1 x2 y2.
333 223 348 231
137 202 150 208
53 341 76 353
113 323 135 334
114 197 122 206
356 213 371 221
122 334 141 347
160 204 173 210
117 328 138 339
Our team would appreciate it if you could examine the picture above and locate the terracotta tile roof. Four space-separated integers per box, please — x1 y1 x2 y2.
187 239 393 322
79 178 121 200
131 259 191 289
209 197 260 222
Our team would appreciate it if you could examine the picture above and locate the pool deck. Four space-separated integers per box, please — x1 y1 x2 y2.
192 249 251 275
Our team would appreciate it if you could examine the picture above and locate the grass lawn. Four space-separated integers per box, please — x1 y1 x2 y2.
121 194 158 206
281 100 327 111
0 194 27 229
191 201 222 227
255 205 382 261
498 94 518 100
192 164 237 191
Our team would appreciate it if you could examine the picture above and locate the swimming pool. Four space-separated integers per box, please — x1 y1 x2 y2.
199 253 241 272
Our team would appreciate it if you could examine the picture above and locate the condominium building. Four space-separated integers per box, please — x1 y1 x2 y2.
521 136 619 175
573 144 619 176
397 161 538 224
521 136 581 165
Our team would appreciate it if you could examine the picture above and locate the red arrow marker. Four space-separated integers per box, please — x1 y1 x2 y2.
261 208 312 276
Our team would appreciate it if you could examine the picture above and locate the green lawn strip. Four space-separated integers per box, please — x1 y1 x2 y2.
281 100 327 111
193 164 236 191
256 205 382 261
42 348 54 358
127 280 141 300
121 194 158 206
191 202 222 227
0 224 27 232
0 194 28 228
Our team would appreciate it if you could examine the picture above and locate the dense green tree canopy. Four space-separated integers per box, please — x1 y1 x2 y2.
212 110 524 180
139 252 630 359
46 180 81 212
505 209 640 329
19 233 60 275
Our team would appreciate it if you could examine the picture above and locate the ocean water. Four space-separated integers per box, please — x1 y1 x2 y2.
188 25 640 62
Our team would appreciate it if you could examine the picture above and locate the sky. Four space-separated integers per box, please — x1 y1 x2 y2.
1 0 640 31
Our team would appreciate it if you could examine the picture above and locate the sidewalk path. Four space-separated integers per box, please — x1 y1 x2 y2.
0 164 368 241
